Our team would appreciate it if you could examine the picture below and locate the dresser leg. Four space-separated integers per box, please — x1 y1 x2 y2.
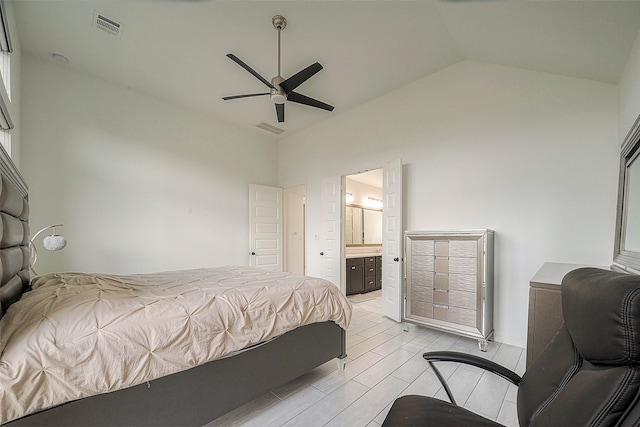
477 331 494 352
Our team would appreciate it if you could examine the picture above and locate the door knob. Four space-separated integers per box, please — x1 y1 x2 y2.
320 252 324 256
251 252 256 255
394 257 399 262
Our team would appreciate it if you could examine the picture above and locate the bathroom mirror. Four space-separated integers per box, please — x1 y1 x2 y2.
614 115 640 273
345 205 382 246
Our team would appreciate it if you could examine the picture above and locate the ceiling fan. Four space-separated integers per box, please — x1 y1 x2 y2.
222 15 334 123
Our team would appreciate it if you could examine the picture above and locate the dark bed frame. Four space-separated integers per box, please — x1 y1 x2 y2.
0 148 347 426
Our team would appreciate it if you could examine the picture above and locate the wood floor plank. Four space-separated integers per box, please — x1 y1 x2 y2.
390 347 431 383
282 380 369 427
271 358 339 399
311 351 384 394
204 392 281 426
324 376 410 427
497 399 519 427
347 332 395 359
398 368 443 397
433 364 483 404
353 348 415 388
241 385 326 427
465 370 510 419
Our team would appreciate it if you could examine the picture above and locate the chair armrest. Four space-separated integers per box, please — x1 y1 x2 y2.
423 351 521 405
424 351 521 385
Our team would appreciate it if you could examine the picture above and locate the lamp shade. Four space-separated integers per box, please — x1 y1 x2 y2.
30 224 67 275
43 234 67 251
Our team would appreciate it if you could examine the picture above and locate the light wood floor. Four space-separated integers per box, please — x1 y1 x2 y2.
205 290 524 427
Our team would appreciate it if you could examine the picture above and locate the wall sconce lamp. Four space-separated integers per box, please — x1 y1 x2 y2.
29 224 67 275
346 192 354 203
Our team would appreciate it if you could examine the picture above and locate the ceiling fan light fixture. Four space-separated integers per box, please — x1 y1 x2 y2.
271 93 286 104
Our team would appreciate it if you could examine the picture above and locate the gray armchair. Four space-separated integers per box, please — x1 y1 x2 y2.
383 268 640 426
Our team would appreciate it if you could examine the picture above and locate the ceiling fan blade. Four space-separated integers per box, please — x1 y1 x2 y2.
226 54 275 89
280 62 323 94
275 103 285 123
222 93 270 100
287 91 334 112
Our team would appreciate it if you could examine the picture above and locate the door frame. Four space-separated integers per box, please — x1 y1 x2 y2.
341 160 404 322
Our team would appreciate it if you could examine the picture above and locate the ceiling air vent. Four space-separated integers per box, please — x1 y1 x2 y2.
256 122 285 135
93 11 123 37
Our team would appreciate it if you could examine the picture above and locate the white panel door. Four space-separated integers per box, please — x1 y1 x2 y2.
249 184 283 271
321 176 343 289
382 159 403 322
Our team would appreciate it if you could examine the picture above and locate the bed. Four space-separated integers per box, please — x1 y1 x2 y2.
0 150 351 426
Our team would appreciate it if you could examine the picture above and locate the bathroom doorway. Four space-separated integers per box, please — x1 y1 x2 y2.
345 169 383 306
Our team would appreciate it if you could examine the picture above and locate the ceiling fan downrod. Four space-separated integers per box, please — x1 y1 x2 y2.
272 15 287 77
271 15 287 104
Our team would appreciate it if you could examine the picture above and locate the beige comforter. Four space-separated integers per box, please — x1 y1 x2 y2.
0 266 352 424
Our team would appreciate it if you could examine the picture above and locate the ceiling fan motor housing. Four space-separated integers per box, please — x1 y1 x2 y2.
270 75 286 104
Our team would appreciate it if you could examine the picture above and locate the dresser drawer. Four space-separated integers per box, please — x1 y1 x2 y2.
449 290 477 310
449 273 476 292
433 305 477 328
449 240 478 258
411 239 434 256
409 299 433 319
411 270 434 288
412 255 434 271
449 257 477 275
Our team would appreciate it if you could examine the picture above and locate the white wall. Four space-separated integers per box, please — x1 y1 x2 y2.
279 60 619 347
284 184 305 275
619 28 640 139
21 53 278 275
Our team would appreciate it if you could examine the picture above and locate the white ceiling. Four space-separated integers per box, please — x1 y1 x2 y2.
13 1 640 140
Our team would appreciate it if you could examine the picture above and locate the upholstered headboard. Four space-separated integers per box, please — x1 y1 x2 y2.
0 147 29 319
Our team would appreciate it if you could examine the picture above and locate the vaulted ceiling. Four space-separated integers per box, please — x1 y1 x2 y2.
14 1 640 139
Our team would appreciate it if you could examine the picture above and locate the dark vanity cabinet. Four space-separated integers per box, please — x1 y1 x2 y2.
346 258 364 294
347 256 382 295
